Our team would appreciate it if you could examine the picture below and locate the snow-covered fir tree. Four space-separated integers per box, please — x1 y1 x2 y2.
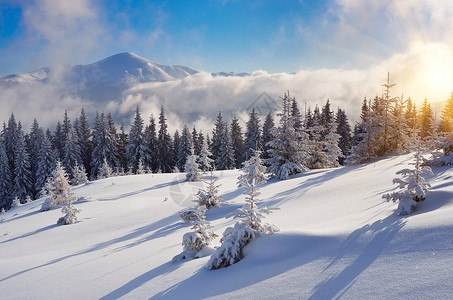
4 114 20 171
62 127 82 179
97 157 113 179
72 162 88 185
198 139 214 172
324 122 344 168
192 127 202 156
383 144 433 215
173 205 217 262
116 123 129 172
419 98 436 149
307 122 329 169
0 137 12 210
216 126 235 170
57 198 81 225
261 112 275 161
178 125 193 171
143 116 158 172
347 97 380 164
291 97 303 132
244 107 261 160
13 128 33 203
91 112 118 179
211 111 226 165
266 92 310 179
184 148 201 181
157 106 173 173
75 108 93 176
137 158 146 174
335 108 352 164
27 119 42 197
41 160 75 211
34 131 56 198
230 117 245 168
126 106 146 173
206 149 278 270
11 196 21 208
195 173 223 209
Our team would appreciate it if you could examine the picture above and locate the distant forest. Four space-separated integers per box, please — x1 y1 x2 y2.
1 75 453 211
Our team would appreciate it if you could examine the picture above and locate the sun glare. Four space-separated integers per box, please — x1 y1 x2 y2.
407 43 453 102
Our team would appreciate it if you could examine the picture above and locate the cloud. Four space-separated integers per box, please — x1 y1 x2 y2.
1 41 453 134
13 0 106 70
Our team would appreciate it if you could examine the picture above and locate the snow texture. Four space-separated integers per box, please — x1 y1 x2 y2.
1 154 453 299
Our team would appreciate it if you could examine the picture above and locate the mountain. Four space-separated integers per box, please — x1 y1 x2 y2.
0 52 198 87
1 154 453 298
0 52 252 105
0 52 200 103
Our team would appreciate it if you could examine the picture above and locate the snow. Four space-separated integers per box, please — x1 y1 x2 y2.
1 154 453 298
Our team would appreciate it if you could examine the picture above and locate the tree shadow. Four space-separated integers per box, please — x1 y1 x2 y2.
309 215 406 299
99 261 182 300
266 165 360 207
0 224 58 244
151 233 339 299
97 179 183 201
0 213 180 283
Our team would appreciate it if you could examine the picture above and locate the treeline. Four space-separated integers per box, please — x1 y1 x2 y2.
1 76 453 211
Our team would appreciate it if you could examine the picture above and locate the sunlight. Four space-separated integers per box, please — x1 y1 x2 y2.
425 63 451 93
399 42 453 103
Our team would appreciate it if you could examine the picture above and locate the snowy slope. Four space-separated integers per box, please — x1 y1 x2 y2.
1 154 453 299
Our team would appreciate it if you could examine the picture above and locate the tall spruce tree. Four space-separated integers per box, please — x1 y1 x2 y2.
211 111 226 164
216 126 235 170
143 116 158 172
0 138 12 210
230 117 245 168
291 98 303 132
35 131 56 198
126 106 145 173
267 92 310 179
157 106 173 173
335 108 352 164
76 108 93 176
178 125 193 171
62 127 82 178
244 107 261 160
261 112 275 161
13 128 33 203
419 98 436 148
117 123 128 172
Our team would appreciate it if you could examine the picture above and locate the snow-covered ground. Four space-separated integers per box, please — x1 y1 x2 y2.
1 154 453 299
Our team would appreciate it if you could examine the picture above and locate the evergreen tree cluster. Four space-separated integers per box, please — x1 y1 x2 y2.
3 77 453 211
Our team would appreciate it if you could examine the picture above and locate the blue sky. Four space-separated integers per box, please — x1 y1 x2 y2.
1 0 453 95
0 0 417 76
1 0 453 131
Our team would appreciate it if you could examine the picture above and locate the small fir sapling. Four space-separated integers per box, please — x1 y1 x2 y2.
41 161 75 211
11 196 21 208
97 157 113 179
72 162 88 185
206 149 279 270
137 159 146 174
184 149 201 181
383 145 433 215
57 198 81 225
172 206 217 262
195 173 223 209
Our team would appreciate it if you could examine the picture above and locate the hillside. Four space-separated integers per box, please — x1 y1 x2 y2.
1 154 453 299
